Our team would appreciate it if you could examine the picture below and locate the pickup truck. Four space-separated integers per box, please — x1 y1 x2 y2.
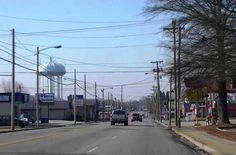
111 110 128 126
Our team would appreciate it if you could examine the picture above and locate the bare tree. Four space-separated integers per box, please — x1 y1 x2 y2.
145 0 236 123
1 79 28 93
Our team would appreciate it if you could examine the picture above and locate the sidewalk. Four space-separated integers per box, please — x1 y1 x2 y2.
0 120 82 134
157 119 236 155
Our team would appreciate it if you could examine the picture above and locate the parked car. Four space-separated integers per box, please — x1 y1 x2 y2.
111 110 128 126
16 114 29 128
20 113 35 124
132 113 142 122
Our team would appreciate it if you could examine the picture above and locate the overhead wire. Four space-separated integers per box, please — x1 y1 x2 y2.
0 44 37 65
0 14 167 24
15 32 157 39
14 42 157 49
0 56 35 71
16 21 158 35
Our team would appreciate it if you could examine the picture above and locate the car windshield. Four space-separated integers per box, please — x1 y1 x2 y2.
133 113 140 116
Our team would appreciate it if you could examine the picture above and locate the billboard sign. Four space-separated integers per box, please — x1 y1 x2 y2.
0 94 10 102
0 93 29 104
38 93 54 105
74 95 83 106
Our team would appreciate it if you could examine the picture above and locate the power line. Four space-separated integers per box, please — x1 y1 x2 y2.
0 14 167 24
16 22 158 35
0 70 152 74
64 64 153 69
15 42 157 49
0 56 35 71
0 45 37 65
0 40 156 69
15 32 157 39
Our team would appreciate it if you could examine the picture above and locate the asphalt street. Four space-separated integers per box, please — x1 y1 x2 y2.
0 118 201 155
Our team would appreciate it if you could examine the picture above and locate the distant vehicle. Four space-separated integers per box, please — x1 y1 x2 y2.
111 110 128 126
16 114 29 128
21 113 35 124
131 113 142 122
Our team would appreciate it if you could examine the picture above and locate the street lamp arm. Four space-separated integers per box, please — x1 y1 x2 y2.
39 45 62 52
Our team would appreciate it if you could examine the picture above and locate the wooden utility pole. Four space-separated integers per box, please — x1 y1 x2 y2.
11 29 15 131
178 26 183 128
169 71 172 128
102 88 105 120
95 82 97 121
73 69 76 124
151 61 163 121
84 74 87 122
121 85 123 109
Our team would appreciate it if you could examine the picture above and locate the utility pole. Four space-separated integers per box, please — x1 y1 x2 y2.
11 29 15 131
108 91 110 118
169 71 172 128
121 85 123 108
151 61 163 122
152 86 157 120
36 46 40 128
178 26 183 128
84 74 87 122
111 93 113 111
101 88 105 120
114 98 117 109
95 82 97 121
173 20 178 127
73 69 76 124
164 20 178 126
151 94 155 119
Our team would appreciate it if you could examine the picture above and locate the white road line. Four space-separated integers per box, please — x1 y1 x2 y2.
87 146 99 153
112 136 117 139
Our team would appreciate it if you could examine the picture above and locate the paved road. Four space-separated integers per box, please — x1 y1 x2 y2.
0 118 201 155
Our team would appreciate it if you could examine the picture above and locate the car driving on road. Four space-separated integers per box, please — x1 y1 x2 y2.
110 110 128 126
131 113 142 122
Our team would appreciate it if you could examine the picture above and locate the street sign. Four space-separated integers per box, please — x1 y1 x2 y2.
38 93 54 105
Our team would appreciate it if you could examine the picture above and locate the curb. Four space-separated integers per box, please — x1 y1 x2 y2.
172 128 216 154
155 121 217 155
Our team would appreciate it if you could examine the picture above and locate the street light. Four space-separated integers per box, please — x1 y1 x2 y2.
36 45 62 128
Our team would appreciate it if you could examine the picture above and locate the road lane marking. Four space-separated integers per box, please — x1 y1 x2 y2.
87 146 98 153
111 136 117 139
0 134 57 148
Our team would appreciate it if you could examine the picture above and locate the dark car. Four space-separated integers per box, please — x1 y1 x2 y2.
21 113 35 124
132 113 142 122
16 114 30 127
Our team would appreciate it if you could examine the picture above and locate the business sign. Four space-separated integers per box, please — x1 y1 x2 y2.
74 95 83 106
38 93 54 105
0 93 29 104
0 94 10 102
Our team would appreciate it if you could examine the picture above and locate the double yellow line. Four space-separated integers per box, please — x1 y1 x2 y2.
0 134 57 148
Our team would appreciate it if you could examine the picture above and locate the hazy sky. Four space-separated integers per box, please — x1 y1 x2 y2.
0 0 172 101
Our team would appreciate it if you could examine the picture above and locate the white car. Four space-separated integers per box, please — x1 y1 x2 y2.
111 110 128 126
